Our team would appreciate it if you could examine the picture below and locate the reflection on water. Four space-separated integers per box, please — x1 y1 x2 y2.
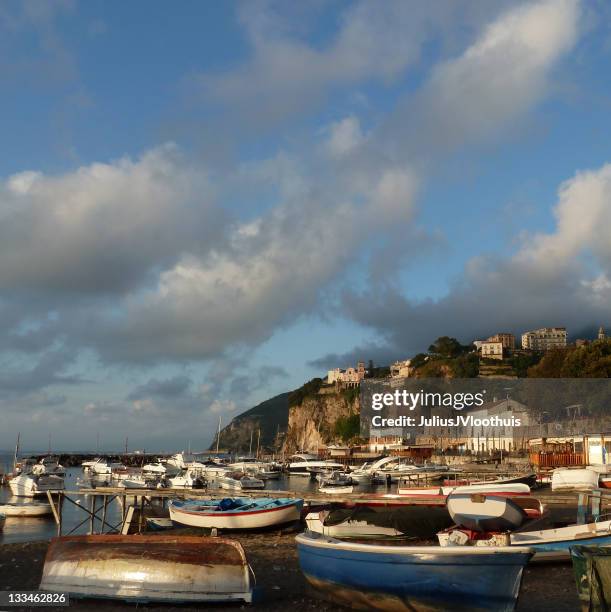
1 467 392 544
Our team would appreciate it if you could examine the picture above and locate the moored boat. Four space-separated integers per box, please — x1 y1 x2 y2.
398 482 530 498
9 473 64 497
319 484 353 494
39 535 253 603
296 531 533 611
0 501 53 517
218 472 264 490
169 497 303 530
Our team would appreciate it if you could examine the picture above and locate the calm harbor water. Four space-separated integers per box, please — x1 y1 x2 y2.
0 454 391 544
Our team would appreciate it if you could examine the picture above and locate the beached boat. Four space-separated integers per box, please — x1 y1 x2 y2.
570 545 611 610
39 535 253 603
145 517 174 531
305 510 404 539
397 482 531 498
446 493 527 532
0 501 53 517
218 472 264 490
319 484 354 494
296 531 533 611
9 473 64 497
169 497 303 530
551 468 599 491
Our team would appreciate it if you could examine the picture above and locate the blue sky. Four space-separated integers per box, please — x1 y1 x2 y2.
1 0 611 451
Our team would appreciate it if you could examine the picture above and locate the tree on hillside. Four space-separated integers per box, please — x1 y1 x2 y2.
528 340 611 378
428 336 468 359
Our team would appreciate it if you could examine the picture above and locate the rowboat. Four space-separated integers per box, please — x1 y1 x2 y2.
446 493 527 532
0 502 53 517
145 517 174 531
570 545 611 611
296 531 533 611
169 497 303 529
39 535 253 603
397 482 530 498
551 468 599 492
319 484 353 494
305 509 404 539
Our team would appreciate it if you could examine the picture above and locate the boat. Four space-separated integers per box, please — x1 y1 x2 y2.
169 497 303 530
446 493 527 532
32 456 66 477
118 475 154 489
551 468 599 491
305 509 404 539
286 453 344 476
296 531 533 611
146 517 174 531
88 458 126 476
443 473 538 489
570 545 611 610
319 484 353 494
9 473 64 497
39 535 253 603
218 472 264 490
0 513 4 531
166 469 206 489
397 482 531 498
316 470 353 486
0 502 53 517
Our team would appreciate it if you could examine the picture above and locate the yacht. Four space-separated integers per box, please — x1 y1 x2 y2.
286 453 344 476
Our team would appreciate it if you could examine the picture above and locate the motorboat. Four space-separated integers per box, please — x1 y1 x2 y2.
9 473 65 497
169 497 303 530
88 458 126 476
218 472 264 491
316 470 353 486
165 469 206 489
32 456 66 477
286 453 344 476
0 501 53 517
296 531 533 611
39 535 253 603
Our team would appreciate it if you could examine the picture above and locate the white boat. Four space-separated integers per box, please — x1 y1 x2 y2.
305 510 404 539
9 473 65 497
317 470 353 486
218 472 265 490
118 475 152 489
287 453 344 476
169 498 303 530
446 493 527 532
141 462 169 476
0 502 53 517
397 482 530 497
166 469 206 489
88 458 126 476
319 484 353 494
40 535 253 603
229 460 282 480
32 456 65 477
551 468 599 491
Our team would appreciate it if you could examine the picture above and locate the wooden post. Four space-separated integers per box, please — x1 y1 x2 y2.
101 496 108 535
89 495 96 534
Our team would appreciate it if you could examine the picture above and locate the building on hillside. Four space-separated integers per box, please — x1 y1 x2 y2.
390 359 413 378
599 326 606 341
480 341 504 360
521 327 567 351
487 333 515 350
327 361 366 387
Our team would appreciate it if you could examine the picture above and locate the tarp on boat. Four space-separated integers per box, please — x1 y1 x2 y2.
322 505 452 538
40 535 253 603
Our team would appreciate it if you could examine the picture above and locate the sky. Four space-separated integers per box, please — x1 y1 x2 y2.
1 0 611 452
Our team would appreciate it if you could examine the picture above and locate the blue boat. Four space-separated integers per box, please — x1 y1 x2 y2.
170 497 303 530
296 531 533 611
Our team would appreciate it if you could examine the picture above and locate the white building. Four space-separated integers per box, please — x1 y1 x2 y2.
480 341 504 360
390 359 413 378
327 361 366 387
522 327 567 351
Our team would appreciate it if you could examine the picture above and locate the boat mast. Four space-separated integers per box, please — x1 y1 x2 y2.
215 416 222 455
249 429 253 457
256 428 261 459
13 432 20 473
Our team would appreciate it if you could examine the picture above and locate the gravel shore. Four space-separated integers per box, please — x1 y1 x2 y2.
0 533 580 611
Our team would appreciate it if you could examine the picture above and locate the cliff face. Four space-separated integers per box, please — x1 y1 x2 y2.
283 388 359 453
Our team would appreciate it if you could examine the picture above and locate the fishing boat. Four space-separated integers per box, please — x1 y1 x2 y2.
0 501 53 517
39 535 253 603
169 497 303 530
551 468 599 491
446 493 527 532
570 545 611 610
296 531 533 611
9 473 64 497
218 472 264 490
397 482 531 498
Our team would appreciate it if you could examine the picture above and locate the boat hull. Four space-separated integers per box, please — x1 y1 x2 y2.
296 532 532 612
447 493 526 532
39 535 252 603
170 498 303 529
0 502 52 517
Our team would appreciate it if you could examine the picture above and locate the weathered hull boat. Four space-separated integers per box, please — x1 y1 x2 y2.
39 535 253 603
0 501 53 517
447 493 527 532
510 519 611 562
570 545 611 611
169 497 303 529
296 531 533 611
551 468 599 492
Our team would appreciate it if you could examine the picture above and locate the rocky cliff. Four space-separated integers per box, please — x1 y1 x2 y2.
283 387 360 453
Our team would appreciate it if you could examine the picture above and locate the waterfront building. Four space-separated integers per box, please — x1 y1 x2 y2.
521 327 567 351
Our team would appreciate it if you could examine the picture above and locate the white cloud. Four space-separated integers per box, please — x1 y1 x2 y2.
326 116 364 158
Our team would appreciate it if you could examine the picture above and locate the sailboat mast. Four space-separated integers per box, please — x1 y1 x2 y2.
13 432 20 473
215 416 222 454
256 428 261 458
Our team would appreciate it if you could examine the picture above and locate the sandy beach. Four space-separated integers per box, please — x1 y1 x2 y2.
0 530 580 612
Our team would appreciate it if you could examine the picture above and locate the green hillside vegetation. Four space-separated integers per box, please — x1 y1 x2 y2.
528 340 611 377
